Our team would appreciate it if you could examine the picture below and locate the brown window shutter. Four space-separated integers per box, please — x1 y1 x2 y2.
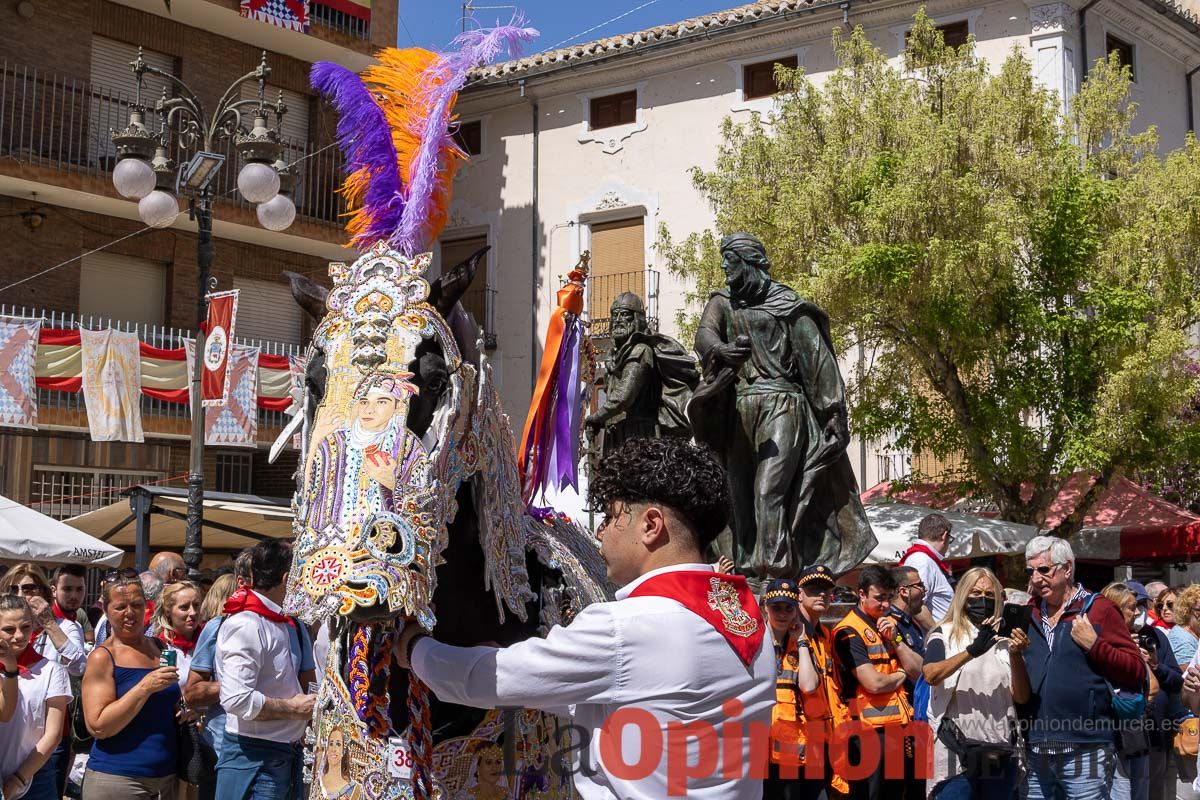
588 218 645 327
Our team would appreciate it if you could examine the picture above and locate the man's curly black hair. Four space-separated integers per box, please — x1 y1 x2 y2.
588 437 729 552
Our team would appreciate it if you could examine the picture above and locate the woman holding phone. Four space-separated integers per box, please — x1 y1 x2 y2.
922 566 1032 799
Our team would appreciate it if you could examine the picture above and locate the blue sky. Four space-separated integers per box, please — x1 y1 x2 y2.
397 0 741 52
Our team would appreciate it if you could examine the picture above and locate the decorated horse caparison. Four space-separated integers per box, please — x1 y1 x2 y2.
267 24 611 800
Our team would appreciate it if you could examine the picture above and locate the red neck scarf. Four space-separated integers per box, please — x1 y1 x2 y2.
143 601 156 629
160 625 202 655
52 601 72 621
223 587 294 627
17 637 44 669
629 570 765 666
900 542 952 578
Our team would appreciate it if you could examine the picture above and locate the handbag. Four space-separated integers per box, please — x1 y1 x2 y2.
1175 717 1199 758
177 716 217 784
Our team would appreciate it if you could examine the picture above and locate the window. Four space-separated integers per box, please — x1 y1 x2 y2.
742 55 799 101
587 217 645 337
1107 34 1135 80
453 120 483 156
938 21 970 49
216 451 253 494
589 91 637 130
439 235 493 347
31 466 164 520
232 277 305 346
79 253 167 326
240 84 311 156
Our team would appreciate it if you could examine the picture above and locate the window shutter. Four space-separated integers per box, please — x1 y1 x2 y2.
88 37 175 164
79 252 166 326
240 83 311 155
232 277 304 346
587 218 645 328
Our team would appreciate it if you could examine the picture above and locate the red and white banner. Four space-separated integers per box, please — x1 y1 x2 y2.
201 291 238 407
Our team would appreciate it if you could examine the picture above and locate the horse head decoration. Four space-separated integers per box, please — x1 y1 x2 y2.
275 24 610 800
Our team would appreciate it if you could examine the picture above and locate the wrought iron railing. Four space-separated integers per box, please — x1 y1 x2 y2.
587 269 659 338
0 304 301 437
310 3 371 40
0 60 345 226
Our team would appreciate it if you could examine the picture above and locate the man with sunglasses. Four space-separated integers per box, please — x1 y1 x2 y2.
1022 536 1146 800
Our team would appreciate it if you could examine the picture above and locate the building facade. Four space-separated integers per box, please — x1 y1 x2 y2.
448 0 1200 491
0 0 396 528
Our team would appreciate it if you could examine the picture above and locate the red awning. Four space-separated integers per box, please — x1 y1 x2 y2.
861 474 1200 562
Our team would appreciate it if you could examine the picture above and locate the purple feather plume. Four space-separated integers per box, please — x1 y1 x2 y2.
310 61 407 247
394 17 539 256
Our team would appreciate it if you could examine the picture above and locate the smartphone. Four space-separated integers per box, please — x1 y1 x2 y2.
999 603 1032 637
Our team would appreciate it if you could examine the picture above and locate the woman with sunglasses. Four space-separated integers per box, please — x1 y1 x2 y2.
0 564 87 677
922 566 1030 800
1152 588 1178 631
0 594 71 800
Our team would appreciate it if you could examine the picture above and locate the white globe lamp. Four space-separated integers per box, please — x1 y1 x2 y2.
256 192 296 232
113 158 156 200
237 162 280 204
138 190 179 229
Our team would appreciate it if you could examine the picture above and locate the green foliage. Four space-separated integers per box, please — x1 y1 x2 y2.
661 10 1200 530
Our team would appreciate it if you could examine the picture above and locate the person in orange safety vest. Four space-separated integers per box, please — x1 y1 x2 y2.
832 564 925 800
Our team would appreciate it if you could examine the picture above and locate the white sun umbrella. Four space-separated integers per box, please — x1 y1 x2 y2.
0 494 124 567
864 500 1038 564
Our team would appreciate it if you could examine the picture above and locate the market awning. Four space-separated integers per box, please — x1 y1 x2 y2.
0 494 124 566
862 474 1200 562
64 485 293 568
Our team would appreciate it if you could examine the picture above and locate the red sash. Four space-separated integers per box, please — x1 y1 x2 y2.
900 542 952 578
629 570 765 666
223 587 295 628
161 625 202 655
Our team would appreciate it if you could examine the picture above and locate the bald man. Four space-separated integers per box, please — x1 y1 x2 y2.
150 551 186 584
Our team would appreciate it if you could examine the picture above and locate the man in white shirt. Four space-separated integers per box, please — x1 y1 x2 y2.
215 540 315 800
395 437 777 799
898 514 955 629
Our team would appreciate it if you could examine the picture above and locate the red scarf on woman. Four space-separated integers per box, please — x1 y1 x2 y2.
160 624 203 655
17 635 44 669
222 587 294 627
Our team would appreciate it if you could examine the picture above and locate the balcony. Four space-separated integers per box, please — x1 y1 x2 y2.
587 269 660 339
310 2 371 41
0 60 345 230
0 303 301 445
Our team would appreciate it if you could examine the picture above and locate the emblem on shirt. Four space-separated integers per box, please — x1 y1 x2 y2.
863 628 878 644
707 577 759 638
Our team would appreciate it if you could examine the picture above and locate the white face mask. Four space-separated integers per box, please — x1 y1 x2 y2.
1132 610 1148 632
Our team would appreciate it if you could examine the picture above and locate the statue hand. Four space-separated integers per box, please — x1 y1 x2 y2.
714 342 751 368
584 413 604 432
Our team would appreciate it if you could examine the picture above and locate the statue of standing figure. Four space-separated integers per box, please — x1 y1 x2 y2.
689 233 876 582
585 292 699 461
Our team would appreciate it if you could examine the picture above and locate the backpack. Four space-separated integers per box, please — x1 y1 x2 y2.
1080 593 1147 721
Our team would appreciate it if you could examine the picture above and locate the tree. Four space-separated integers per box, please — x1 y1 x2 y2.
660 12 1200 533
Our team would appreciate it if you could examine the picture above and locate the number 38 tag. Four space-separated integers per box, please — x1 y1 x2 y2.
388 737 413 780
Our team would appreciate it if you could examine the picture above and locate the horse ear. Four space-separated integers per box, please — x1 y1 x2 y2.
429 245 488 319
283 270 330 322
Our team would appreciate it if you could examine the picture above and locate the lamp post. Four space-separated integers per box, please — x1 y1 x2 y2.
110 50 298 577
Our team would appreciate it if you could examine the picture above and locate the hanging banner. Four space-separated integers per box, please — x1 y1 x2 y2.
0 317 42 429
206 344 261 448
79 329 144 443
202 290 239 407
240 0 310 32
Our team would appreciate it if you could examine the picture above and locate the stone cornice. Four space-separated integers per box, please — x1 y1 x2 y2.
1092 0 1200 65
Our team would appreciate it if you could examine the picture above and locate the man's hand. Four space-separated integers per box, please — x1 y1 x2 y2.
1141 646 1158 670
1008 628 1030 654
1071 614 1098 652
288 693 315 718
394 622 427 670
1183 665 1200 696
362 451 397 491
876 616 898 642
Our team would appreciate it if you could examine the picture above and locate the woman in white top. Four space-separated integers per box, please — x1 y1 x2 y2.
148 581 203 690
922 566 1031 800
0 594 71 800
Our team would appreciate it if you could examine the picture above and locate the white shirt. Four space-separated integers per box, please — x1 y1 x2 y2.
35 617 87 677
0 659 70 779
904 546 954 622
215 591 306 744
412 563 776 800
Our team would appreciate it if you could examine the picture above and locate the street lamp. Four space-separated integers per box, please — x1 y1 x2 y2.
110 50 299 577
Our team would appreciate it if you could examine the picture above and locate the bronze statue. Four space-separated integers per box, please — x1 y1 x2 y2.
690 233 876 581
584 292 699 460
